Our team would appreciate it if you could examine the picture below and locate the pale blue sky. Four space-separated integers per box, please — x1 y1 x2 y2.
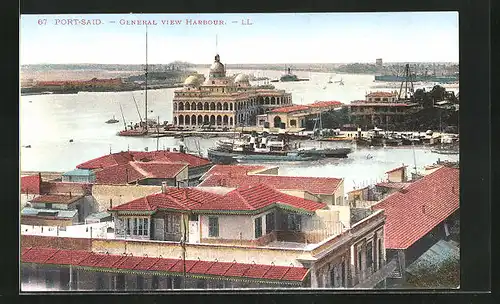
20 12 459 64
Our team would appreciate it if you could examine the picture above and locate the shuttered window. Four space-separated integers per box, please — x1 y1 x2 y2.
208 217 219 237
255 217 262 238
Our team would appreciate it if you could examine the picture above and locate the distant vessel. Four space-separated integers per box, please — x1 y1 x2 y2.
270 67 309 82
105 115 119 124
334 78 344 86
327 76 333 84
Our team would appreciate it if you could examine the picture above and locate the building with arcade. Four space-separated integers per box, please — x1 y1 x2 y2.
172 54 292 129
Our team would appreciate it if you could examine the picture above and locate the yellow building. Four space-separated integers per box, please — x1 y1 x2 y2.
172 54 292 129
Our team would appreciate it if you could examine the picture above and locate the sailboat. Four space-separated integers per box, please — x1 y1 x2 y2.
335 77 344 86
118 25 150 137
431 113 459 155
327 76 333 84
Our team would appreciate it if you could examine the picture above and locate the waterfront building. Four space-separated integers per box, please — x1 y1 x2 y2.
76 150 212 187
197 165 345 206
371 166 459 287
21 181 387 289
62 169 96 183
172 54 292 129
259 101 343 129
347 91 421 127
21 193 92 225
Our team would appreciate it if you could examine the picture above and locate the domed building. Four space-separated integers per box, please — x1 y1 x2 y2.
172 54 292 129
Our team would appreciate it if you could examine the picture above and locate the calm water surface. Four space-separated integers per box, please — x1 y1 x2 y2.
20 70 458 191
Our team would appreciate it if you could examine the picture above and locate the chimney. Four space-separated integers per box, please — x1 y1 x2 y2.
126 168 129 184
109 198 113 209
69 191 72 198
162 181 167 193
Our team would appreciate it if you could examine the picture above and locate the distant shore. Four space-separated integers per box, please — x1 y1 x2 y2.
20 83 183 96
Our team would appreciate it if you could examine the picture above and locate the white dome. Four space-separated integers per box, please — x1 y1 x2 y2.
234 73 250 83
209 54 226 78
184 74 204 86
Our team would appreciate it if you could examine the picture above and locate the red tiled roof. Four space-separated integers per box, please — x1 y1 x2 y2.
94 163 145 185
131 162 188 179
366 92 396 97
30 194 83 204
385 165 408 174
45 250 92 265
198 174 342 195
271 105 310 113
21 248 309 283
77 152 134 170
309 101 343 108
110 184 326 213
21 174 41 195
130 151 211 167
372 166 460 249
201 165 269 180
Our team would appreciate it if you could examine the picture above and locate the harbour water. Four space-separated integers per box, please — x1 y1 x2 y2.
20 70 459 191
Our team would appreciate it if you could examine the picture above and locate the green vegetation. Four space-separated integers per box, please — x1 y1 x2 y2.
406 258 460 289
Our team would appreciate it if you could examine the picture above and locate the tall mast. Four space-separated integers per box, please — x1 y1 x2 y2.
144 24 149 134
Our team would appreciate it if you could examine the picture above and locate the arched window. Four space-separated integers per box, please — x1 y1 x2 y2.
191 115 196 125
216 103 222 111
230 103 233 111
173 103 177 111
223 115 228 125
204 102 209 111
179 102 184 111
210 102 216 111
191 102 196 110
197 102 203 110
216 115 222 125
271 97 276 105
230 117 234 125
210 115 216 125
185 103 191 110
185 115 190 125
223 102 228 110
197 115 203 125
179 115 184 125
173 116 177 125
203 115 209 124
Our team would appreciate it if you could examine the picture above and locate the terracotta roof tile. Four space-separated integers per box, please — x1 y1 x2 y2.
204 261 234 276
271 105 310 113
373 166 459 249
111 184 326 213
147 258 179 272
78 253 107 267
21 175 41 194
133 257 161 270
376 182 412 189
224 263 252 277
31 194 83 204
281 266 309 281
349 103 412 107
309 101 343 108
263 266 291 280
93 254 128 268
201 165 269 180
76 151 134 170
244 264 272 279
131 162 187 179
22 247 58 263
115 256 145 270
199 174 342 195
188 261 216 274
131 151 211 167
45 250 92 265
22 248 309 283
94 163 145 185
